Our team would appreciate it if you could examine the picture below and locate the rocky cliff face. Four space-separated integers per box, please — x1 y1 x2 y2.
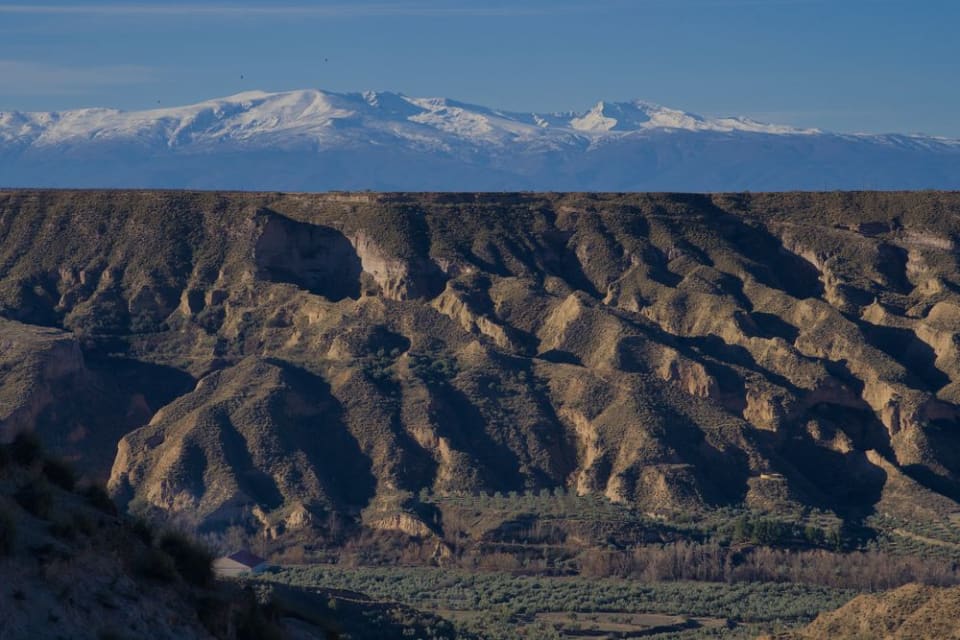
0 190 958 538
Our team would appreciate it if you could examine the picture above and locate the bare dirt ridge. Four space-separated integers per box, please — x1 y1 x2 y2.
762 583 960 639
0 190 958 543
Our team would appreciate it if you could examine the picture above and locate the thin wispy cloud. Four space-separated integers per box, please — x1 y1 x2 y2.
0 60 157 97
0 0 904 17
0 3 546 17
0 0 894 20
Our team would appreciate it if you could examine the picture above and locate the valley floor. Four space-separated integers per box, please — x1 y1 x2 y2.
261 565 857 640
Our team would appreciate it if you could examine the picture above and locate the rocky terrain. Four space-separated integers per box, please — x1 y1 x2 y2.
0 190 958 551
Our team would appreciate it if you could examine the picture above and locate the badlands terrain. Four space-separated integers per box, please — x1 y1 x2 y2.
1 189 960 637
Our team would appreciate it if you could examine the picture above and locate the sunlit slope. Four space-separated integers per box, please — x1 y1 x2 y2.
0 190 957 537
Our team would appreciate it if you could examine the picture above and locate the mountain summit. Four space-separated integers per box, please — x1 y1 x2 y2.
1 89 958 191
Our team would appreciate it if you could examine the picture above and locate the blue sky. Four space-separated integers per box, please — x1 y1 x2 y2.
1 0 958 136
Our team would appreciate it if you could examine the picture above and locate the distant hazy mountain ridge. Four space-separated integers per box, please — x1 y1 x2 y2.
1 89 958 190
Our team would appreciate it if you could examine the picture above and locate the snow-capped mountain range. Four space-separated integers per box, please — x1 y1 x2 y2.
1 89 958 191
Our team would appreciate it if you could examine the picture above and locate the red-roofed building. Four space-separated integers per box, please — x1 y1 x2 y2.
213 550 269 577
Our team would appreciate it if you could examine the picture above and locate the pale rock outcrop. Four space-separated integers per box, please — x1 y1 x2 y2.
350 230 445 300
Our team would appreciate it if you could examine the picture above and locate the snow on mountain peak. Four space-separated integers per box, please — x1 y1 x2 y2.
0 88 874 153
569 101 621 132
2 88 958 191
564 99 819 135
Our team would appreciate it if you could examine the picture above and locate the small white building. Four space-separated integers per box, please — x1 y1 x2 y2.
213 550 269 578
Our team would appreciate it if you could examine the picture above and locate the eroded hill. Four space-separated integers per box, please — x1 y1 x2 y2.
762 583 960 639
0 190 958 546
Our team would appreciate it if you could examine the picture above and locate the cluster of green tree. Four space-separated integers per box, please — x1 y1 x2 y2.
409 352 459 386
729 515 842 549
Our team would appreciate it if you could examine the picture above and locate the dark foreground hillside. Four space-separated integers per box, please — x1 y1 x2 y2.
0 436 469 640
0 190 959 564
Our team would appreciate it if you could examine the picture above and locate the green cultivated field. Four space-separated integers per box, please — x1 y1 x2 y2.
263 565 855 639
